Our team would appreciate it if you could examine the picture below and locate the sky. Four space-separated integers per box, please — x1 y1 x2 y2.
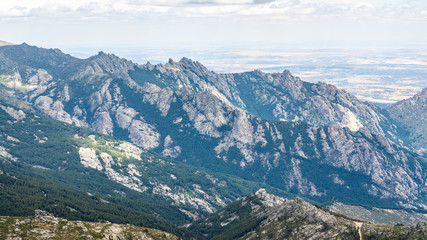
1 0 427 50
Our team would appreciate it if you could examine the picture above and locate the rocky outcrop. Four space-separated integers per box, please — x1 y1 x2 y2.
128 118 161 150
0 145 18 161
73 134 246 215
0 104 26 121
78 147 103 171
0 214 179 240
34 209 62 223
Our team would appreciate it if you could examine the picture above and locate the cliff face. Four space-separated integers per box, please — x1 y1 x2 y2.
0 43 425 209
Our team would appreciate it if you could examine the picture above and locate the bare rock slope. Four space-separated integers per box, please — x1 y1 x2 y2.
0 43 425 210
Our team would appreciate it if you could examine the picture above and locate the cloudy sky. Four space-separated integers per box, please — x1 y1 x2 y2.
1 0 427 50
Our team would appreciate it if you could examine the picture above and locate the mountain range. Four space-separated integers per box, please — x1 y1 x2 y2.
0 42 426 238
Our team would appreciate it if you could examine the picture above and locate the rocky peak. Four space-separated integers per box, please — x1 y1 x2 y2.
34 209 61 223
178 57 206 69
86 51 135 76
89 51 131 65
251 190 336 226
92 51 112 59
282 69 292 76
410 86 427 102
177 57 213 77
389 87 427 109
16 43 70 60
253 189 287 207
278 69 299 82
0 43 80 78
178 57 193 64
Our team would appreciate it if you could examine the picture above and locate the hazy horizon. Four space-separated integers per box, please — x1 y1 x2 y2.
1 0 427 105
2 41 425 106
57 45 427 106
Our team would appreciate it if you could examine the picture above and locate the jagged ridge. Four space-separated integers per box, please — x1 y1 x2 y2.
0 43 425 210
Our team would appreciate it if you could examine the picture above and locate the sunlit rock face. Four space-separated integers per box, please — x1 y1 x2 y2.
0 43 425 209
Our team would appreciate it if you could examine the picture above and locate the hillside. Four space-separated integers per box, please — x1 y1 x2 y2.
0 171 183 235
0 100 297 228
388 87 427 156
0 210 179 240
188 189 427 240
0 43 425 210
327 202 427 225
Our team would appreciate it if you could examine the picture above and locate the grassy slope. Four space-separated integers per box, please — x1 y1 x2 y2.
0 215 180 240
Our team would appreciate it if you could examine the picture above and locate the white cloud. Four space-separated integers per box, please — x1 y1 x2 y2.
2 0 427 50
0 0 426 21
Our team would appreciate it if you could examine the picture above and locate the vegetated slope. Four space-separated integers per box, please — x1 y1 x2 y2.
0 43 425 210
0 210 179 240
188 189 427 240
327 202 427 225
0 100 296 226
0 172 180 235
388 87 427 156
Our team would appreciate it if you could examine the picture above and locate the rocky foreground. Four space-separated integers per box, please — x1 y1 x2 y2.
0 210 180 240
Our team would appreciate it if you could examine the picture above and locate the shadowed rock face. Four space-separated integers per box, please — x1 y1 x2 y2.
388 87 427 156
0 43 425 210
